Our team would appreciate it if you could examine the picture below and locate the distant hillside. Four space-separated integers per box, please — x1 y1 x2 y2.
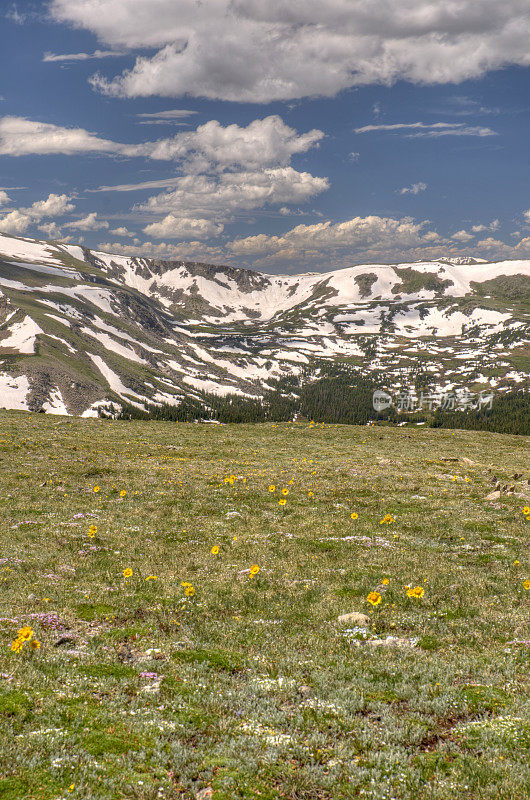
0 232 528 418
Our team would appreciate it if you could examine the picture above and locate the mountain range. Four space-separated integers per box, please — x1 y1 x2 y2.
0 232 528 417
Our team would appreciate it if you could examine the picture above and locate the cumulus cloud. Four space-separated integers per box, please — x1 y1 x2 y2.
50 0 530 102
0 190 11 206
226 214 443 266
0 115 322 170
38 221 64 239
109 226 135 237
451 229 474 242
64 212 109 230
522 210 530 222
138 168 329 221
355 122 497 137
0 115 326 234
0 192 74 234
97 239 226 262
143 215 223 239
96 213 530 268
471 219 500 232
398 181 427 195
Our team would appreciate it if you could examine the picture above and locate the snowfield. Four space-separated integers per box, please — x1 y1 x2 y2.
0 232 528 416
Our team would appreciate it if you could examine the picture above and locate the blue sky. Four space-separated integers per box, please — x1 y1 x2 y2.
0 1 529 272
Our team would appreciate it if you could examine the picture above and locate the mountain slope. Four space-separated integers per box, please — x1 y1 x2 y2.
0 232 528 416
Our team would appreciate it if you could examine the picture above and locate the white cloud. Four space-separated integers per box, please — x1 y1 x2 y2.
0 193 74 235
0 190 11 206
227 214 443 266
0 116 144 157
96 217 530 269
145 116 324 170
0 210 32 235
50 1 530 102
43 50 126 62
143 215 223 239
109 226 135 237
522 210 530 223
471 219 500 232
398 181 427 195
355 122 497 137
0 115 326 230
97 239 225 261
0 115 322 171
451 229 474 242
137 109 197 120
38 221 64 238
139 168 329 221
64 212 109 230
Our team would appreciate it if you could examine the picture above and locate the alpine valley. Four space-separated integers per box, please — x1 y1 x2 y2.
0 231 528 419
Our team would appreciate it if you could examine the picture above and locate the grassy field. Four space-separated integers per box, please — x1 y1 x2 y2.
0 412 528 800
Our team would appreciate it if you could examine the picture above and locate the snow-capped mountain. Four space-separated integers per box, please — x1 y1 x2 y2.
0 232 528 416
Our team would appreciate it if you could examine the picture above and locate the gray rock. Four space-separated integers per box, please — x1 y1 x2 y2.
337 611 370 626
485 490 501 500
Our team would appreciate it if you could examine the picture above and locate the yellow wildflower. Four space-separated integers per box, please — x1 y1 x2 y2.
279 498 287 506
88 524 97 538
350 512 358 520
523 580 530 591
250 564 260 576
382 578 390 586
211 545 220 555
120 490 127 497
122 568 133 578
29 640 41 650
93 485 100 493
185 585 195 597
367 591 382 607
269 485 276 492
145 575 158 581
282 488 289 496
17 626 33 642
522 506 530 515
406 586 425 599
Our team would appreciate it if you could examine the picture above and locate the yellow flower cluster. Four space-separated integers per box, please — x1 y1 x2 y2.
88 524 97 538
379 514 395 525
11 626 40 653
406 586 425 599
181 581 195 596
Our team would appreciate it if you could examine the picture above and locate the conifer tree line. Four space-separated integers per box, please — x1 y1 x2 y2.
111 363 528 435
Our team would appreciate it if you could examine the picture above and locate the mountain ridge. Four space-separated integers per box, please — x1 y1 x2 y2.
0 232 528 417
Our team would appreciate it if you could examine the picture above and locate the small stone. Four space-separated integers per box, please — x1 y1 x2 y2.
337 612 370 626
298 685 312 696
368 636 418 649
485 490 501 500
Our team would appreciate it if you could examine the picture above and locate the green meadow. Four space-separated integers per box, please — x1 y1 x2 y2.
0 412 528 800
